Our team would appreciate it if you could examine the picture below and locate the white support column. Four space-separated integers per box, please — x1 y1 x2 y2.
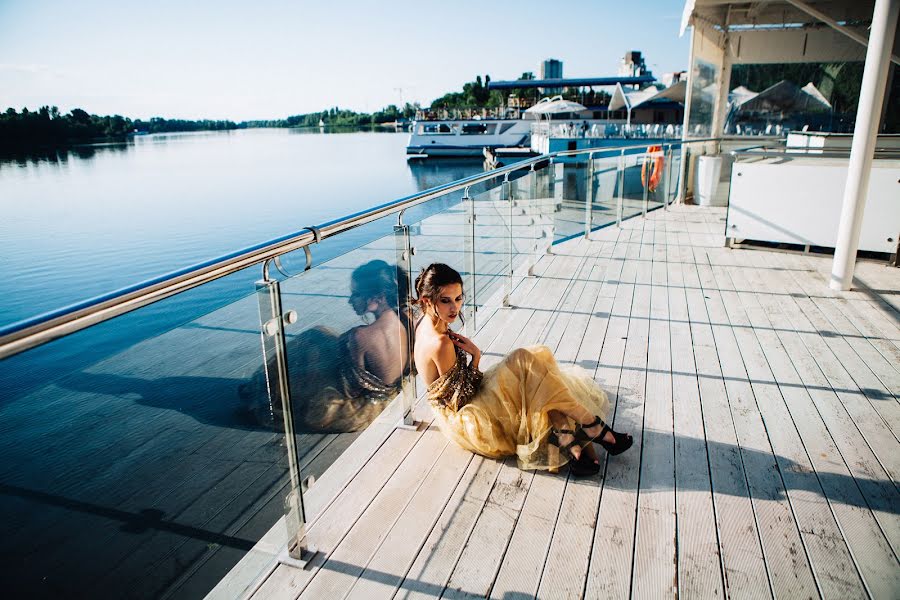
711 33 732 137
830 0 899 291
678 27 697 204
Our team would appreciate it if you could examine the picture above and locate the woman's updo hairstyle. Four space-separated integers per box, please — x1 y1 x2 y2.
351 259 403 310
413 263 464 314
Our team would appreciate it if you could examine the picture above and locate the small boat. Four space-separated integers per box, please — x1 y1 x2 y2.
406 119 532 158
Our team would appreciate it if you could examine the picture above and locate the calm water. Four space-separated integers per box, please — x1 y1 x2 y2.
0 129 485 599
0 128 482 327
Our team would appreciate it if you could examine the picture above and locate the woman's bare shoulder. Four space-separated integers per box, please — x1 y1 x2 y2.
416 330 456 376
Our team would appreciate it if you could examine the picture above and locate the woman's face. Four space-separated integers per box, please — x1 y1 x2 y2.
349 282 378 316
429 283 463 325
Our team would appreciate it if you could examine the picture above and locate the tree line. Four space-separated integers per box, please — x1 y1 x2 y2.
0 106 238 147
0 71 616 148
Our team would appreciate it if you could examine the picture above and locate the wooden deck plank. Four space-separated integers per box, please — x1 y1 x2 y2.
682 246 771 599
807 295 900 396
251 427 425 600
785 264 900 427
764 268 900 486
717 250 868 599
585 220 652 599
632 215 678 599
701 251 819 599
728 248 899 599
740 250 900 552
297 428 452 599
535 229 630 599
666 215 725 599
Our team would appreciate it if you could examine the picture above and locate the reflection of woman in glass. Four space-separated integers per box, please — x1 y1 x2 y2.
297 259 409 432
413 264 632 476
241 260 408 432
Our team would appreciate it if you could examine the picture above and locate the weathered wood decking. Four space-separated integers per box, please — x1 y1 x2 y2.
245 205 900 600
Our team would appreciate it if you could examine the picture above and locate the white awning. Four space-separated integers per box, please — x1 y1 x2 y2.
608 81 687 112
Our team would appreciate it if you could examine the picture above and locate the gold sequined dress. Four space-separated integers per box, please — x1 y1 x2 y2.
426 345 609 470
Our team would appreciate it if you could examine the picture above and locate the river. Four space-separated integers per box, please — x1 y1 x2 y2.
0 128 482 328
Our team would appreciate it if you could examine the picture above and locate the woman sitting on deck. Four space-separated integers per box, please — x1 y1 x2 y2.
413 263 633 476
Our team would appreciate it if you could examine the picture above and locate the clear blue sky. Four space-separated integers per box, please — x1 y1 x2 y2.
0 0 689 121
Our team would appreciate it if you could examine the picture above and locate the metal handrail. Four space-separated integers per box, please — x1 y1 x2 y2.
732 146 900 160
0 137 720 360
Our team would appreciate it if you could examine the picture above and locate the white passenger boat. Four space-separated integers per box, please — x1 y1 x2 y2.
406 119 532 157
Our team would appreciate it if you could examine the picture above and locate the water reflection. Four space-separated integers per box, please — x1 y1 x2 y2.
0 142 131 170
240 260 410 432
407 157 484 191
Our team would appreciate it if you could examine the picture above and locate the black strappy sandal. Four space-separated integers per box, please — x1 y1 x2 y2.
549 428 601 477
576 416 633 456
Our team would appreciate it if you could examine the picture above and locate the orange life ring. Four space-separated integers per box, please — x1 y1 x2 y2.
641 145 665 192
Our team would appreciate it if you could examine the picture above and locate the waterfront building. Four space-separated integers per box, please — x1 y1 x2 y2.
540 58 563 94
617 50 653 86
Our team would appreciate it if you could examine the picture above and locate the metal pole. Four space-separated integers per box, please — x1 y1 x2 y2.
255 278 313 567
546 157 556 254
463 187 478 332
503 174 513 307
394 223 421 429
830 0 899 291
616 149 625 227
529 165 538 275
663 144 673 209
585 152 595 239
641 150 649 218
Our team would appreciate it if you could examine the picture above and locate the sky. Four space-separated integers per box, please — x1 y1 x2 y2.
0 0 690 122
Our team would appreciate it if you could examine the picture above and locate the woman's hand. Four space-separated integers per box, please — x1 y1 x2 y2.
448 331 481 370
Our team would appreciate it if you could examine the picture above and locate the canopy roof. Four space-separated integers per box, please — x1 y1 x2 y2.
608 81 688 112
680 1 898 65
681 0 879 36
733 80 832 112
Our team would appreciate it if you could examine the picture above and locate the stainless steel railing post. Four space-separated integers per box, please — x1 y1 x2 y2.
616 149 625 227
394 221 421 430
255 277 313 567
528 165 538 276
547 157 556 254
502 174 512 307
641 149 649 218
585 152 595 239
664 144 674 209
463 187 478 333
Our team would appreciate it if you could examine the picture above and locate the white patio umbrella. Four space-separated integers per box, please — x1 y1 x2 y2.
524 95 589 116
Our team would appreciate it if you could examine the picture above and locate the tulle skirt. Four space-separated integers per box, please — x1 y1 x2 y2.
430 345 609 471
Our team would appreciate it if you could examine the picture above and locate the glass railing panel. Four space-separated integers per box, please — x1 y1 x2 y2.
620 149 647 221
271 213 410 518
588 152 621 232
468 174 514 322
550 153 591 243
507 168 539 297
0 265 286 599
662 143 683 206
